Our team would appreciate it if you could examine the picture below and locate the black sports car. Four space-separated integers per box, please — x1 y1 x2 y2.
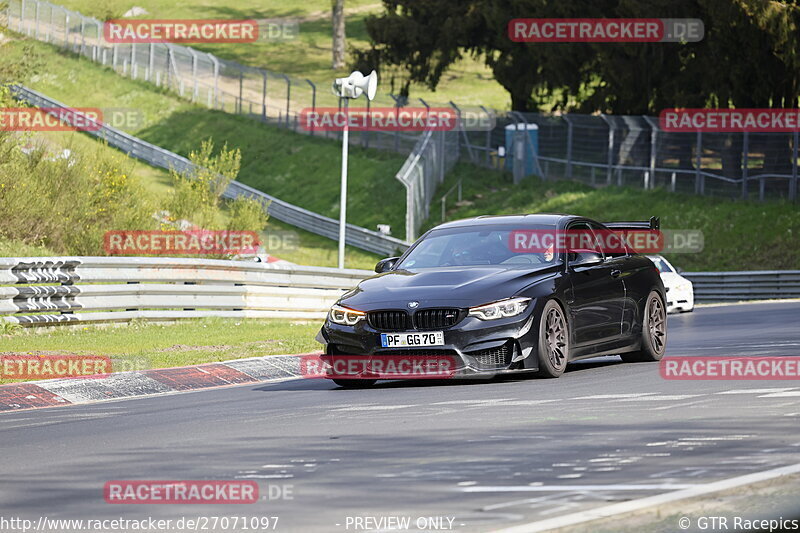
317 214 667 387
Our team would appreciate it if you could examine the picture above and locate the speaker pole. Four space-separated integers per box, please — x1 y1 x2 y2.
338 97 349 270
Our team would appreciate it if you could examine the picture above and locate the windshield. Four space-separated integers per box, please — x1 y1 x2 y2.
397 224 559 269
650 257 674 273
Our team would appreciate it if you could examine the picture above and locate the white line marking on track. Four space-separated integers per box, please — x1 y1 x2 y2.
489 462 800 533
651 400 708 410
572 394 657 400
759 391 800 397
617 394 703 401
462 484 696 492
333 405 415 411
716 388 796 395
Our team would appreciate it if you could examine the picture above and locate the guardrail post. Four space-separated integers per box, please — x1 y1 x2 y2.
188 48 198 102
95 20 102 63
146 42 154 82
46 3 53 43
479 105 492 167
695 131 704 195
792 131 798 202
261 72 268 120
34 0 39 39
208 53 219 109
307 79 316 135
742 131 749 199
165 45 172 87
564 115 574 179
450 100 475 163
600 114 614 185
238 67 244 115
279 74 291 128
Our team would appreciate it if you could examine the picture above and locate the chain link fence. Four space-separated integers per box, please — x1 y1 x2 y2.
475 112 799 202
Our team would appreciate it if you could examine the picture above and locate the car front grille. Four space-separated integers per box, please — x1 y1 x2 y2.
413 308 461 329
367 308 462 331
367 311 412 331
467 343 512 368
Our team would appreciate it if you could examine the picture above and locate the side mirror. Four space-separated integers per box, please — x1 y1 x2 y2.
676 267 685 274
375 257 399 273
569 250 604 267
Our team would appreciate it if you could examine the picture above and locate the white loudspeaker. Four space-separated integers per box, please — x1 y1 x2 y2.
332 70 378 100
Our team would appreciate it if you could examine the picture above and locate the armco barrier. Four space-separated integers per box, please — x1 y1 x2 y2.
2 257 796 327
9 85 411 257
0 257 372 326
684 270 800 302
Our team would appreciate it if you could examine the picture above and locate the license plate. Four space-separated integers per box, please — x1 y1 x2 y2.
380 331 444 348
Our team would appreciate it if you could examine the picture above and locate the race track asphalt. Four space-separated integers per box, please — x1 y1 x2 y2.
2 301 799 532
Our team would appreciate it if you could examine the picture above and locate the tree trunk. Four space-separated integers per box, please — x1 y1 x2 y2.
332 0 346 70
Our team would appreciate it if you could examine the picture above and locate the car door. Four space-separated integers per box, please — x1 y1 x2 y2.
590 221 633 338
565 222 625 347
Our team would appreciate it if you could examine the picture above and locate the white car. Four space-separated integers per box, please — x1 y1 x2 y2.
647 255 694 313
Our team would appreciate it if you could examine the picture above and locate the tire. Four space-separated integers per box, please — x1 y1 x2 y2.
621 290 667 362
535 300 569 378
332 379 377 389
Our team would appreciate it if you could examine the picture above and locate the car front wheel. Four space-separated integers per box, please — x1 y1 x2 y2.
535 300 569 378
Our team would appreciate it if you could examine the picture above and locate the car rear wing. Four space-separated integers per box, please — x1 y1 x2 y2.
603 216 660 231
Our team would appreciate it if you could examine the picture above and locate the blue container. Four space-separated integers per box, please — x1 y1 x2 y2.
504 123 539 176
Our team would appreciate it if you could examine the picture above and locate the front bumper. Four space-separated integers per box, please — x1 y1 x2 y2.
318 309 540 378
666 287 694 313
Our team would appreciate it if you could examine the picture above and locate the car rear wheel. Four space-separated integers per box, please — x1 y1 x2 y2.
535 300 569 378
621 290 667 362
332 379 377 389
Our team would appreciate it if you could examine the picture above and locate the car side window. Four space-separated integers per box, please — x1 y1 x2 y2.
591 222 628 259
567 221 605 262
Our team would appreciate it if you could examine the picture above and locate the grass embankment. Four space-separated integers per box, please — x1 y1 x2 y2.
2 37 383 268
5 38 408 239
0 317 321 384
54 0 512 109
434 166 800 271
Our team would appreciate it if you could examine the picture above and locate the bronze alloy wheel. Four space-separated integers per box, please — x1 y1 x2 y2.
647 295 666 355
546 306 568 370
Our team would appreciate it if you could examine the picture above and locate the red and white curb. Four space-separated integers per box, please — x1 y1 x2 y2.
0 353 315 412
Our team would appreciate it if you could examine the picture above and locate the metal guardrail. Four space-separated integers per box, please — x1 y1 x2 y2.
2 257 795 327
0 257 372 326
10 85 411 257
684 270 800 302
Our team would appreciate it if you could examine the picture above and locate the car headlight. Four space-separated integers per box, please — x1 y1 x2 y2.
677 281 692 291
469 297 531 320
328 304 365 326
